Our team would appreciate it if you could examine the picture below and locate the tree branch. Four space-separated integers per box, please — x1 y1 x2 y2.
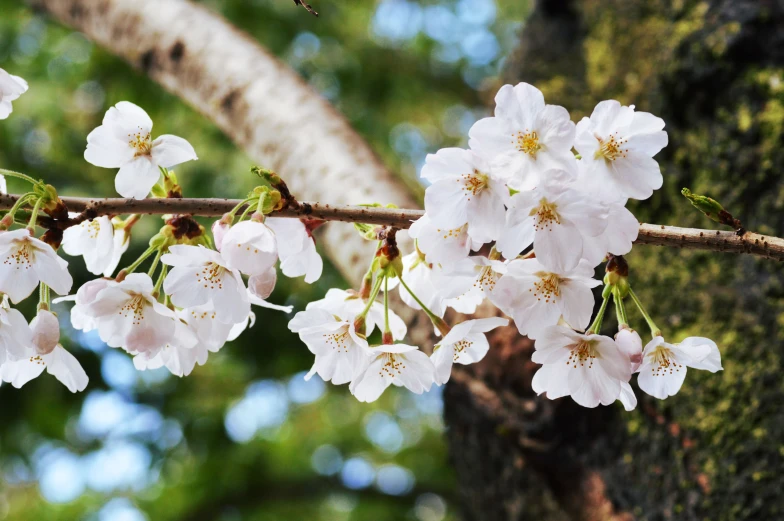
2 193 781 261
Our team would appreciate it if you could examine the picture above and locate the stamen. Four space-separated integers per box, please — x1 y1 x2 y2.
379 353 405 377
323 325 351 353
128 126 152 157
529 272 561 303
513 129 542 157
453 339 472 361
87 219 101 240
594 132 628 161
566 340 598 369
458 169 489 201
435 224 467 240
529 198 561 231
3 240 34 271
648 346 683 376
119 295 147 325
474 265 499 293
195 262 225 290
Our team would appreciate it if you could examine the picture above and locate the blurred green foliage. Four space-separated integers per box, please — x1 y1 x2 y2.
0 0 529 519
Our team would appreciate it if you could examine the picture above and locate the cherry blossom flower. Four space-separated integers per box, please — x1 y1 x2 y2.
531 325 632 408
579 203 639 266
248 291 293 314
289 307 369 385
408 214 479 267
492 258 600 339
132 318 201 377
497 170 609 272
0 229 73 304
469 82 576 191
615 327 643 373
83 273 177 355
309 288 407 340
574 100 668 202
62 216 127 277
0 310 88 392
637 336 722 399
349 342 436 403
0 68 28 120
162 245 250 324
212 218 231 252
431 256 506 314
105 223 131 277
84 101 198 199
422 148 508 243
390 252 446 317
0 300 33 365
614 328 644 411
181 303 237 352
431 317 508 385
266 217 323 283
219 221 278 277
247 267 277 301
55 278 116 333
618 382 638 411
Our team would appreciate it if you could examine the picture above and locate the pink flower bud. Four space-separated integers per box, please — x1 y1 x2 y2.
31 309 60 355
211 217 231 252
615 327 643 372
248 267 277 300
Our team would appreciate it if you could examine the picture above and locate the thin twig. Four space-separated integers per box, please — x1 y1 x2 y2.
0 193 782 261
292 0 318 16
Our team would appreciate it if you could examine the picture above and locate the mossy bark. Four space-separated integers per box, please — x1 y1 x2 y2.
444 1 784 520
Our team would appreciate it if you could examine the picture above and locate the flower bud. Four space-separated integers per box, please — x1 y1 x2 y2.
163 170 183 198
31 309 60 355
681 188 741 229
0 213 14 230
248 267 277 300
212 216 231 252
615 327 643 372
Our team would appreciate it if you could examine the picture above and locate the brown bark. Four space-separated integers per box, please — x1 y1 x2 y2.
444 1 784 520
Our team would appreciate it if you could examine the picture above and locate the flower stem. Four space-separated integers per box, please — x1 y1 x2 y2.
26 196 45 231
3 192 36 225
37 283 50 311
358 274 384 318
613 287 629 328
383 275 390 334
628 287 662 337
122 214 141 231
153 264 168 298
587 295 610 334
122 244 158 276
0 169 38 185
228 197 257 221
358 241 382 298
147 247 164 277
395 268 447 335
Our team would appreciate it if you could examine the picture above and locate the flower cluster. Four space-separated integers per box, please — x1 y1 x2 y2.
358 82 721 407
0 89 322 391
0 71 722 411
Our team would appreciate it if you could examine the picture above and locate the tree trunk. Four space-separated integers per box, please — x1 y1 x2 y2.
445 1 784 519
27 0 418 287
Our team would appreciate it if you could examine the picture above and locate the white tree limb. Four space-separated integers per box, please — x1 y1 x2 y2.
29 0 418 286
